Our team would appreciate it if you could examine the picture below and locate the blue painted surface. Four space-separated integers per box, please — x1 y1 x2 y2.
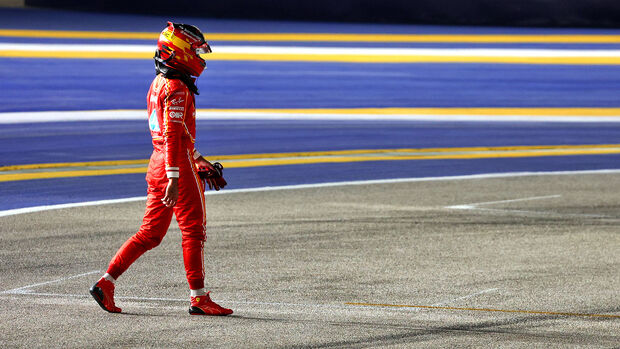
1 8 620 212
2 118 620 211
3 120 620 166
3 154 620 211
1 59 619 112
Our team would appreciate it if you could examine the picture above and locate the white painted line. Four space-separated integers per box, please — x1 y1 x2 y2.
1 270 100 294
445 194 615 218
194 113 620 123
0 110 147 124
1 43 619 57
2 109 620 124
445 194 562 209
217 46 620 58
468 207 611 219
1 292 90 298
326 202 439 211
432 288 499 306
0 43 155 52
3 169 620 218
2 291 363 311
0 197 147 217
4 290 487 315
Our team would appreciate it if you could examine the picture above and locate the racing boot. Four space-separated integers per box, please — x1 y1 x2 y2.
89 278 121 313
189 292 233 316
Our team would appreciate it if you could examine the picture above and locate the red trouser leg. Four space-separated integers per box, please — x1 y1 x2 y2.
105 149 207 289
174 150 207 290
106 150 172 280
106 194 173 279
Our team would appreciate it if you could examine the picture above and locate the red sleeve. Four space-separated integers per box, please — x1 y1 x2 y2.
162 82 190 178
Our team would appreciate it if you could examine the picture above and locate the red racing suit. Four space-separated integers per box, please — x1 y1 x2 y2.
106 74 207 290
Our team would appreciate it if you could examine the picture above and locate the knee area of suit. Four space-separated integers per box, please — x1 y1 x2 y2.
134 231 165 250
181 230 206 242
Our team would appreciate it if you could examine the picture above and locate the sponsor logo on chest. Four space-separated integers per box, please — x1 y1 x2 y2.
170 97 184 105
169 111 183 119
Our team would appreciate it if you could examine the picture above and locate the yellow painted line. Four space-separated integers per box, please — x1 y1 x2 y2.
2 144 620 182
198 108 620 117
1 29 619 44
4 144 620 172
0 50 618 65
0 50 148 59
217 148 620 167
0 159 148 171
0 167 147 182
345 302 620 318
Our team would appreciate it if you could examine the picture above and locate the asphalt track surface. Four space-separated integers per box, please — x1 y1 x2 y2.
1 7 619 348
1 174 619 347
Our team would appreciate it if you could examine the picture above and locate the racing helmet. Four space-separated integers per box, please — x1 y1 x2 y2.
155 22 212 77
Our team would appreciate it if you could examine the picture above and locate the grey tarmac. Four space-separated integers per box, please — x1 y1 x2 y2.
1 173 618 348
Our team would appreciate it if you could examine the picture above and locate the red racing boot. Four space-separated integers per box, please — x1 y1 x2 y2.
189 292 233 316
89 278 122 313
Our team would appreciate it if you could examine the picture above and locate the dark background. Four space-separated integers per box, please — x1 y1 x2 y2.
24 0 620 28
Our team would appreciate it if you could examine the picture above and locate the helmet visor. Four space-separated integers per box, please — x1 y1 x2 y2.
195 42 212 55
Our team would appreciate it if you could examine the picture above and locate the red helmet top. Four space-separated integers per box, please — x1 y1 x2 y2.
156 22 212 77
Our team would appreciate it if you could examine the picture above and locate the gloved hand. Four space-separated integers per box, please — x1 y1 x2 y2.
197 162 227 191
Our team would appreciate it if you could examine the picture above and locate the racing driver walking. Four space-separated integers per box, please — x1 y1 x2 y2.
89 22 232 316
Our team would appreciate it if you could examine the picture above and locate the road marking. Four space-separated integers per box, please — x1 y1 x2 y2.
6 292 356 310
1 271 100 294
0 272 613 319
0 167 146 182
4 145 620 182
471 207 610 218
0 29 618 43
431 288 499 306
0 159 149 171
199 107 620 117
2 169 620 218
4 289 617 319
0 43 619 64
2 108 620 124
4 145 620 172
446 194 562 210
5 44 620 57
399 288 500 313
326 202 439 211
345 302 620 318
0 197 147 217
444 194 614 218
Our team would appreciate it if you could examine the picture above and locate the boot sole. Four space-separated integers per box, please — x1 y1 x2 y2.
189 306 232 316
89 285 120 313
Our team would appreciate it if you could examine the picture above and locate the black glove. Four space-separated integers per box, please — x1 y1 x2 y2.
197 162 227 191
